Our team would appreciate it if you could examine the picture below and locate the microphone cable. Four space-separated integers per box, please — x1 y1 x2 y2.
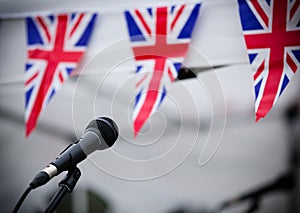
12 185 33 213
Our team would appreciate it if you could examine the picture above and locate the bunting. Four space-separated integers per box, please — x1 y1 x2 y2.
237 0 300 121
24 13 97 137
124 3 201 137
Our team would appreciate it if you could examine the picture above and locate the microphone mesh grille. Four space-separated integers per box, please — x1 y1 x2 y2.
95 117 119 147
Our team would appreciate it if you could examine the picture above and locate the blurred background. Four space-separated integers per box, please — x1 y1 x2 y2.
0 0 299 212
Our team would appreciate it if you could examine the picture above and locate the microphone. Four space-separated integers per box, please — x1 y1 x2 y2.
29 117 119 189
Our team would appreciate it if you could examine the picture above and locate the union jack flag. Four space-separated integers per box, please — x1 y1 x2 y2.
125 3 201 137
238 0 300 121
25 13 97 137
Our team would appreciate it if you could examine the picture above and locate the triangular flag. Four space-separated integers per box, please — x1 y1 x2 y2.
237 0 300 121
24 13 97 137
124 3 201 137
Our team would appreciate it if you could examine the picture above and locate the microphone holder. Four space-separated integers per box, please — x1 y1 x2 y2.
44 166 81 213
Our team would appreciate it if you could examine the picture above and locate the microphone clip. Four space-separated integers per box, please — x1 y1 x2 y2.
44 166 81 212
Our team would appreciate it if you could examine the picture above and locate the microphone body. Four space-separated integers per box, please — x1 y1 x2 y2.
30 117 118 189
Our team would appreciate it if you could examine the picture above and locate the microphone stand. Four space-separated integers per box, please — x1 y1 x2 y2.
284 100 300 213
212 171 295 213
44 166 81 213
212 98 300 213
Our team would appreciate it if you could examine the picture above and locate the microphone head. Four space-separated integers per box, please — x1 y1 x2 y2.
85 117 119 147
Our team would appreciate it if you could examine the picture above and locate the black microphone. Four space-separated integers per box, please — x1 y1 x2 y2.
29 117 119 189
